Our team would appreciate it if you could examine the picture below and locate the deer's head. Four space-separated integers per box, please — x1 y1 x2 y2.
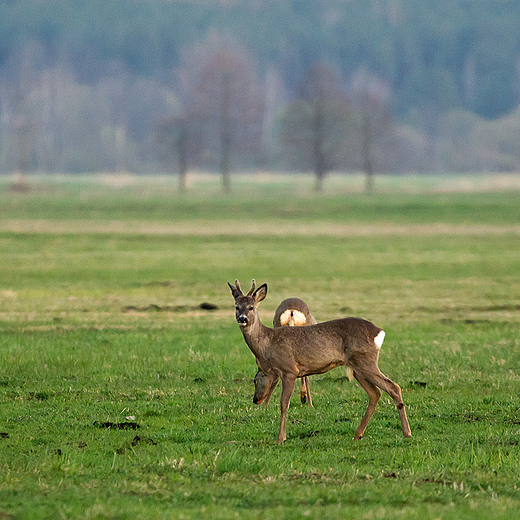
228 279 267 328
253 368 279 405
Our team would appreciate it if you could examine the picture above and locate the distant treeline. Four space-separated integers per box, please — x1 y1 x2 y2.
1 0 520 179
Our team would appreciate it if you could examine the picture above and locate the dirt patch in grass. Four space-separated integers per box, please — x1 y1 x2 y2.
116 435 157 454
93 421 141 430
121 302 218 313
300 430 322 438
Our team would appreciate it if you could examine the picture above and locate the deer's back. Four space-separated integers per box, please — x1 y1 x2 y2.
273 317 382 360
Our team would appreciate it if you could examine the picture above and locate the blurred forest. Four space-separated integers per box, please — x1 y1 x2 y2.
1 0 520 186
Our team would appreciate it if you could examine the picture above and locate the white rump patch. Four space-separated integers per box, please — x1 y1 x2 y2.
374 330 385 349
279 309 307 327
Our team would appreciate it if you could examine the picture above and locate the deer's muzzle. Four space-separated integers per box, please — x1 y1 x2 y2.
237 315 248 325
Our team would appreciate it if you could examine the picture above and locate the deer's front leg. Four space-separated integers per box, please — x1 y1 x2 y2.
277 374 296 443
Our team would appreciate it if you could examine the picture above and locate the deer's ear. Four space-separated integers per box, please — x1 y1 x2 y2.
253 283 267 303
228 282 242 300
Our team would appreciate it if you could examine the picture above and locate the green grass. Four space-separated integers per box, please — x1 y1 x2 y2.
0 174 519 519
1 172 520 224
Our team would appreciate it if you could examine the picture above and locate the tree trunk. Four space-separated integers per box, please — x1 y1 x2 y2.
177 119 188 193
313 101 326 192
11 85 31 191
362 117 374 194
314 168 325 192
221 139 231 193
115 125 126 173
12 114 30 191
220 73 232 193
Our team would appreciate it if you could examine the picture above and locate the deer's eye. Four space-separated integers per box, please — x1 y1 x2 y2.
249 306 254 311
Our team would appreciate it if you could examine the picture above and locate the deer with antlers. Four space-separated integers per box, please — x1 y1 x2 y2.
228 279 411 443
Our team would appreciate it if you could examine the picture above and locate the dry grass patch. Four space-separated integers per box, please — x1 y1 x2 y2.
2 219 520 236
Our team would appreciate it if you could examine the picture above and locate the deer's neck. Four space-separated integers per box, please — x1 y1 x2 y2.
241 319 272 360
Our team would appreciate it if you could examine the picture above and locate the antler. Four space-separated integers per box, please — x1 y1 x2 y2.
246 279 256 296
228 278 258 299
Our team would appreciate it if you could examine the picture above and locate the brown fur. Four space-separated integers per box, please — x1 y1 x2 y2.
273 298 316 406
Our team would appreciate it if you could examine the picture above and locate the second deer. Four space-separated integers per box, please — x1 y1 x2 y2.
229 279 412 443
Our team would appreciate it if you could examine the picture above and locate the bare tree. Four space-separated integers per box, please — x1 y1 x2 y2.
353 92 393 193
278 63 351 191
178 32 264 192
5 42 45 190
13 94 32 191
156 115 193 192
350 68 393 193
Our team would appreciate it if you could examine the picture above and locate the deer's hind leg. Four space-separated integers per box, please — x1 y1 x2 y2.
300 376 313 406
360 366 412 439
352 371 381 440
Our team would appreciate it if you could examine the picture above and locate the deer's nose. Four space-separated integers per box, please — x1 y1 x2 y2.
237 315 248 324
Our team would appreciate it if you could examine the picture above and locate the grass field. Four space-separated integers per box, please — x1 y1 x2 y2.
0 173 519 519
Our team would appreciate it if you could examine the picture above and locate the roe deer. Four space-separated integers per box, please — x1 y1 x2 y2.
228 279 411 443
